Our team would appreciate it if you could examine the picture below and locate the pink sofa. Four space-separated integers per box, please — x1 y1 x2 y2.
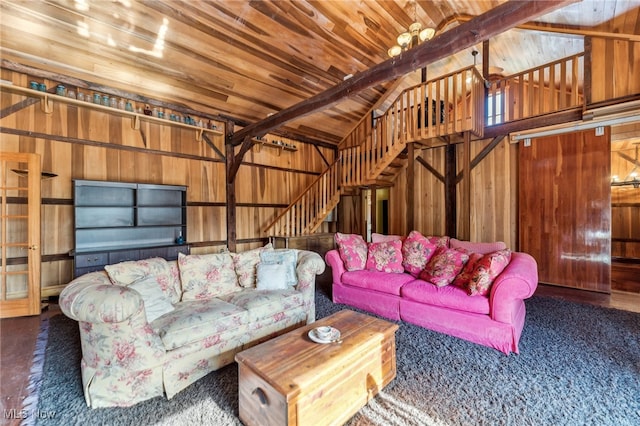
325 245 538 355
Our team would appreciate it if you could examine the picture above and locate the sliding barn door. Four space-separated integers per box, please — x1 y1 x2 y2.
519 128 611 292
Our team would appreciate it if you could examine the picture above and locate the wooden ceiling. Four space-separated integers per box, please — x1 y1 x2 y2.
1 1 639 145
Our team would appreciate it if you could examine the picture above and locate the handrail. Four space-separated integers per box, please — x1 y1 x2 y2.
487 53 584 124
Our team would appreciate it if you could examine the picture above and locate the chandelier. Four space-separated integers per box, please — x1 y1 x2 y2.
387 2 435 57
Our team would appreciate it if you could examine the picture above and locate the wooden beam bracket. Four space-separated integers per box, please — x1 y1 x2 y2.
132 115 140 130
40 95 53 114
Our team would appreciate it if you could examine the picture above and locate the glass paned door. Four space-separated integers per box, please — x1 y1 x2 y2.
0 152 41 318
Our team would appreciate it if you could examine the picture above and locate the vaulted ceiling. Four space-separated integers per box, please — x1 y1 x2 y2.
1 1 639 145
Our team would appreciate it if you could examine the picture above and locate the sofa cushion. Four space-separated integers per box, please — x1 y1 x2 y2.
342 270 415 296
450 238 507 255
401 230 439 277
231 243 273 288
105 257 180 304
366 240 404 273
178 252 239 301
334 232 368 271
219 288 304 322
151 298 249 350
419 247 469 287
401 279 490 315
465 249 512 296
128 276 175 323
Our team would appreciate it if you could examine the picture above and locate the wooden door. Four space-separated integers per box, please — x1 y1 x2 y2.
0 152 41 318
519 128 611 292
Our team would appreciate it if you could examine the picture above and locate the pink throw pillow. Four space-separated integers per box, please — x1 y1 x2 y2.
366 240 404 273
427 235 450 248
334 232 368 271
450 238 507 255
401 230 438 277
452 252 483 288
371 233 403 243
419 247 470 287
465 249 512 296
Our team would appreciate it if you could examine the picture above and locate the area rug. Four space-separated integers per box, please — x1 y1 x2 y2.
24 290 640 426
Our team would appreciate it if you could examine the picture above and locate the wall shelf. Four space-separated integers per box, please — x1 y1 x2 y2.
0 83 223 142
252 138 298 155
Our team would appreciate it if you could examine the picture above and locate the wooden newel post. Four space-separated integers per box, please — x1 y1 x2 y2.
225 121 237 253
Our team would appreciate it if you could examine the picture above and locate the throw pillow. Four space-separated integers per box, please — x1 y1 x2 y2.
451 252 484 288
450 238 507 255
334 232 368 271
128 275 175 323
178 252 239 301
465 249 512 296
371 233 403 243
401 230 439 276
365 240 404 273
105 257 180 303
427 235 450 248
260 249 298 287
419 246 470 287
256 263 290 291
231 243 273 288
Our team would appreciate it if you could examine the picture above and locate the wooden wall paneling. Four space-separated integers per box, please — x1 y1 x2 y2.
466 136 518 248
413 147 446 237
591 38 640 102
519 128 611 292
337 193 363 236
388 167 407 236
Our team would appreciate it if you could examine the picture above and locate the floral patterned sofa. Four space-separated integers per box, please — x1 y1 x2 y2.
59 246 325 408
325 232 538 355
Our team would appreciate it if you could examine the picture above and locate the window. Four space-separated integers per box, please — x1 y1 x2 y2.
487 93 503 126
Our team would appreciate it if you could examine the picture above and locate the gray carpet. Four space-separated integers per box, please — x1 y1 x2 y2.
26 289 640 426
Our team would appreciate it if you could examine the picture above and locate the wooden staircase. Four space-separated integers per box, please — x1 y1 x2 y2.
263 66 485 237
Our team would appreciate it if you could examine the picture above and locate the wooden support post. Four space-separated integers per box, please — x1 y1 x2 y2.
370 185 377 239
407 143 415 232
225 122 237 252
445 144 457 238
461 132 471 240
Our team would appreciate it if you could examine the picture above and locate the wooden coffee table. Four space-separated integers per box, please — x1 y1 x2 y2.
235 309 399 426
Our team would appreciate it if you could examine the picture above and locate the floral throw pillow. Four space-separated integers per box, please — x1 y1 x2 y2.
231 243 273 288
401 230 438 277
334 232 368 271
465 249 512 296
427 235 450 248
365 240 404 273
178 252 239 301
105 257 180 304
452 252 484 288
419 247 470 287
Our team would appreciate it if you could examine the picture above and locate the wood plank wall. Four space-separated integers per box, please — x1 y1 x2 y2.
590 38 640 102
388 137 518 248
0 69 335 294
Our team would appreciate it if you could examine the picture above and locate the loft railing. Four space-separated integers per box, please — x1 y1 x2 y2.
487 53 584 125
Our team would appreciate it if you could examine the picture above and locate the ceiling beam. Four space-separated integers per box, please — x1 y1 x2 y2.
230 0 577 148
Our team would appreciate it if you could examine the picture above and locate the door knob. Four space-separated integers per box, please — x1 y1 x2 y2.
29 245 38 251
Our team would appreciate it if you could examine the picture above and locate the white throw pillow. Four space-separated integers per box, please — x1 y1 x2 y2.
128 276 175 323
256 263 290 291
260 249 298 287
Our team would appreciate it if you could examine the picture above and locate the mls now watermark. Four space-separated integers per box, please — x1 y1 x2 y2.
4 408 57 420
